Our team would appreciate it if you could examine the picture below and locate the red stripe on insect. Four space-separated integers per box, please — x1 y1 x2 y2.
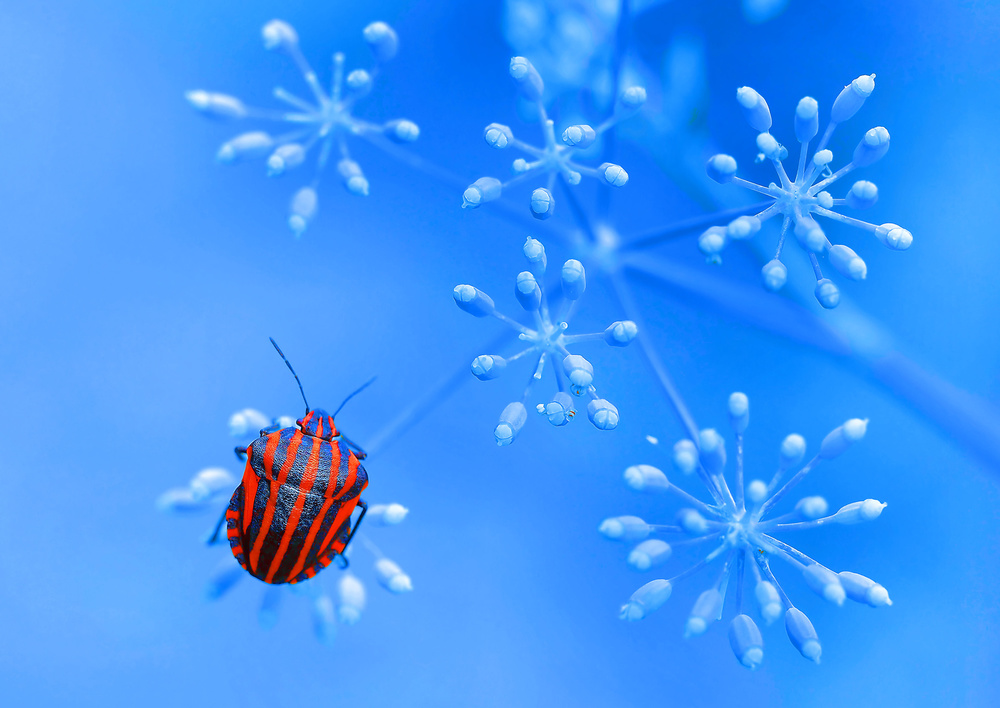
249 433 302 571
264 439 321 583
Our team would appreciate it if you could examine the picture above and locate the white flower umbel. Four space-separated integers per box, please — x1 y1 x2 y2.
186 20 418 237
602 392 890 668
702 76 912 308
455 237 636 445
462 56 644 219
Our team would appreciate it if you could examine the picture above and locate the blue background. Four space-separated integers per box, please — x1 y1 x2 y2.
1 0 999 706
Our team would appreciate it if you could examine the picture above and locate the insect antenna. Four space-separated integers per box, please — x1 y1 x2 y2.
334 376 377 418
269 337 309 413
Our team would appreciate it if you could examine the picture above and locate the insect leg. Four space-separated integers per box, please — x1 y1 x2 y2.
206 508 228 546
234 445 249 462
339 433 368 460
334 500 368 569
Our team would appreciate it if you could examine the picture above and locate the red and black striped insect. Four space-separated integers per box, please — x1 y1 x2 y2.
209 338 373 584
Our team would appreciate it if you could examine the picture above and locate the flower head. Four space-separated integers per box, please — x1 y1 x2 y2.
186 20 418 237
702 76 912 308
454 237 637 445
602 393 890 668
462 57 644 219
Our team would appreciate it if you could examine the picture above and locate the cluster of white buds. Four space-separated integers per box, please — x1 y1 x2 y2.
186 20 418 237
602 393 890 668
462 56 645 219
455 237 636 445
702 76 912 308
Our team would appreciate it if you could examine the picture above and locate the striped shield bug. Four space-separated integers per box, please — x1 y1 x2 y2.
208 338 374 585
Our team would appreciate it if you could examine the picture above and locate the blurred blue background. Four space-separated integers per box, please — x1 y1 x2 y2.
1 0 999 705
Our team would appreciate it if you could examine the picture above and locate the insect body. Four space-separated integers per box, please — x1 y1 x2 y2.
210 339 371 585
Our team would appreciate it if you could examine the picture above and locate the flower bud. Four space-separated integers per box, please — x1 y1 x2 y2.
598 515 651 542
229 408 270 437
819 418 867 459
761 259 787 292
795 96 819 143
509 56 544 101
563 354 594 393
624 464 669 493
604 320 638 347
803 564 846 605
462 177 502 209
620 579 672 621
600 163 629 187
706 154 737 184
561 259 586 300
495 402 527 446
538 391 575 426
363 21 398 62
853 126 890 168
484 123 513 149
828 244 867 281
288 187 318 237
530 188 554 219
672 439 698 475
846 180 878 209
685 588 725 637
785 607 822 662
815 278 841 309
515 271 541 311
561 124 597 148
736 86 772 133
698 428 726 477
728 392 749 434
336 573 366 625
838 571 892 607
366 503 409 525
374 558 412 593
874 223 913 250
217 132 274 164
729 614 764 670
587 399 619 430
262 20 298 52
627 539 672 571
453 284 496 317
384 119 419 143
337 158 369 196
831 74 875 124
185 90 247 120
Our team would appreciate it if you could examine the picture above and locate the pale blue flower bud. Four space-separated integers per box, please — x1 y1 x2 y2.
462 177 502 209
780 433 807 467
186 90 247 120
819 418 867 459
531 187 554 219
600 162 629 187
831 74 875 124
706 154 737 184
728 392 749 434
620 579 672 621
366 503 409 525
266 143 306 177
831 499 886 524
795 496 828 520
794 217 827 253
678 508 709 536
288 186 318 237
563 354 594 392
471 355 507 381
828 244 867 281
729 614 764 670
756 132 782 161
874 223 913 250
588 399 619 430
853 126 890 168
484 123 513 149
812 149 833 168
736 87 772 133
627 539 672 571
785 607 822 662
229 408 270 437
262 20 298 53
561 124 596 148
838 571 892 607
384 119 419 143
156 488 203 514
795 96 819 143
803 564 846 605
453 284 496 317
727 216 761 240
624 464 670 493
515 271 541 311
698 226 727 258
673 439 698 475
755 580 782 624
619 86 647 111
190 467 235 503
686 588 725 637
363 21 398 62
337 158 369 196
509 56 544 101
698 428 726 477
374 558 412 593
217 131 274 164
598 515 651 542
495 401 527 446
815 278 841 309
538 391 575 426
312 594 337 646
346 69 372 95
523 237 547 274
336 573 365 625
846 180 878 209
746 479 768 504
561 259 586 300
761 259 787 292
604 321 638 347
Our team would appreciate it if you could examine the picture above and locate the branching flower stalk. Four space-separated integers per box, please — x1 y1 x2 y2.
600 393 891 668
186 20 419 237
